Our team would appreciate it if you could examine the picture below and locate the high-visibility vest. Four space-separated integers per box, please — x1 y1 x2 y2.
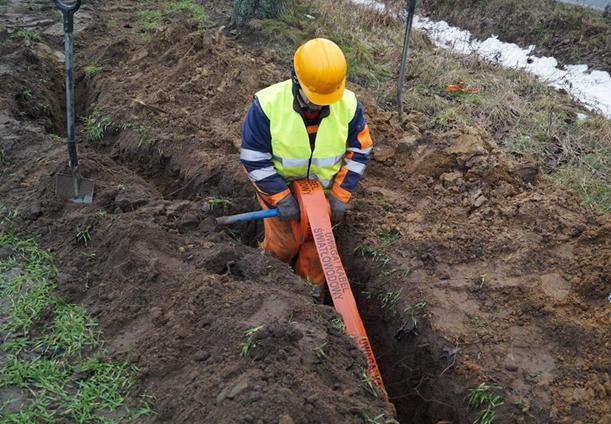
256 80 357 188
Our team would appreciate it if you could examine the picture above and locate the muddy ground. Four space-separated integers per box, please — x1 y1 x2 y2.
1 0 610 423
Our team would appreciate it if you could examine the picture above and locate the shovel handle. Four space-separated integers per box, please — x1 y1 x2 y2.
53 0 81 33
216 209 279 225
54 0 80 171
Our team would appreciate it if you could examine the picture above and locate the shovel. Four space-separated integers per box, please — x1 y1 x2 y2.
54 0 94 204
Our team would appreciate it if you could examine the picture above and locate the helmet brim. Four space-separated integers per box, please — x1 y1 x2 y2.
300 78 345 106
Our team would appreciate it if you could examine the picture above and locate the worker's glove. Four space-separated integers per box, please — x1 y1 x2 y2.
276 194 300 221
327 194 349 223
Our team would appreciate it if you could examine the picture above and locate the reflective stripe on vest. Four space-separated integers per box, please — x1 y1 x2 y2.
256 80 357 187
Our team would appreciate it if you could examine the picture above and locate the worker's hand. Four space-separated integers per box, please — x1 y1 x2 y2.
276 194 300 221
327 194 349 223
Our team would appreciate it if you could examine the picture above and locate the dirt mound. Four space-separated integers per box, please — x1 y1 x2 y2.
339 107 610 422
1 0 609 423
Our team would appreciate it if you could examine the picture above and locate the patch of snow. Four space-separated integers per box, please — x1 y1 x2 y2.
348 0 611 118
349 0 387 13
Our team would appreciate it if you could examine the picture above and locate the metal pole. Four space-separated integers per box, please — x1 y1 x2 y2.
63 30 81 196
397 0 417 119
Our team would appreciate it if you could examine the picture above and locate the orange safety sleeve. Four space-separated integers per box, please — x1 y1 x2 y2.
292 180 388 402
257 188 291 208
357 123 373 149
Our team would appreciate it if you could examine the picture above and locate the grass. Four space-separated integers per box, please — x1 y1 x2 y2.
360 367 380 398
240 325 263 357
245 0 611 212
410 300 428 312
137 9 162 31
136 0 211 34
206 197 234 211
354 229 405 271
331 316 345 331
17 88 32 101
0 205 156 422
382 266 411 279
75 224 93 247
10 29 41 42
354 244 391 267
467 383 504 424
377 228 401 247
164 0 211 32
360 410 396 424
380 288 402 315
82 111 114 142
33 304 99 355
234 0 293 25
49 134 63 143
84 64 102 80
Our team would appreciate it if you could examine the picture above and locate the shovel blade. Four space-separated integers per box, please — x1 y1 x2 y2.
56 174 94 204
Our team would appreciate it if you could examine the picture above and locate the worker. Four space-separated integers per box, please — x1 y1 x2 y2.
240 38 373 294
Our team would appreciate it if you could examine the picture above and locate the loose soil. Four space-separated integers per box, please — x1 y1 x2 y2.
1 0 609 423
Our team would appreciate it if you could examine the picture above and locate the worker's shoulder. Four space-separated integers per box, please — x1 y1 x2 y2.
343 87 358 104
255 79 291 98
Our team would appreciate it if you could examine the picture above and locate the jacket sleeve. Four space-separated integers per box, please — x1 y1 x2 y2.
240 97 290 207
330 101 373 202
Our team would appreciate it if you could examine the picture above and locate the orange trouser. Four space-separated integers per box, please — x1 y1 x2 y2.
258 197 325 286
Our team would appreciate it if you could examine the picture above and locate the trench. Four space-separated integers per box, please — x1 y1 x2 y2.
63 93 457 424
336 229 464 424
64 41 463 424
218 209 466 423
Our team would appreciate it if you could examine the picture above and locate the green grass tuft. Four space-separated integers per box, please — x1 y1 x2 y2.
331 316 345 331
240 325 264 357
75 224 93 247
379 289 402 315
354 244 391 267
206 197 234 211
137 9 162 31
10 29 41 42
0 206 156 422
467 383 504 424
17 89 32 101
360 367 381 398
34 304 99 356
165 0 211 32
84 64 102 80
82 112 114 142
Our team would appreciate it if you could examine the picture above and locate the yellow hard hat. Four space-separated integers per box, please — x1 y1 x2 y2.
293 38 347 106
